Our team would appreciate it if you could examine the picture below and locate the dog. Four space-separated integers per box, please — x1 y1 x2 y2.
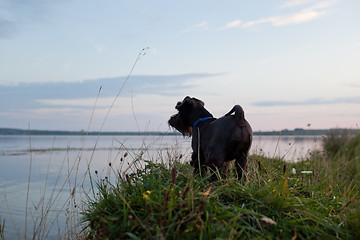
168 96 252 180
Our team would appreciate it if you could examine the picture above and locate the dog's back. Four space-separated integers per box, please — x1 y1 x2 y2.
199 106 252 164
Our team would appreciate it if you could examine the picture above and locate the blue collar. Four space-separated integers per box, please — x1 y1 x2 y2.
193 117 213 128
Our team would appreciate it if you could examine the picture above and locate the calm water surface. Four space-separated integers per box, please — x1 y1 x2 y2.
0 134 321 238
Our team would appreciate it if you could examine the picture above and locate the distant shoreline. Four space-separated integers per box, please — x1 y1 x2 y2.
0 127 358 136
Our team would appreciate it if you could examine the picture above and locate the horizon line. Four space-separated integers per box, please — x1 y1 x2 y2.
1 127 358 136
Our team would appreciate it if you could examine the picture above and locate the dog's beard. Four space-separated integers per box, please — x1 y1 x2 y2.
168 114 192 136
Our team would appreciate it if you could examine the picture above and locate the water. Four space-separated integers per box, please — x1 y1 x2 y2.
0 134 321 238
251 135 322 161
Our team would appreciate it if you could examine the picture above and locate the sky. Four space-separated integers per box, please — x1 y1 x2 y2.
0 0 359 132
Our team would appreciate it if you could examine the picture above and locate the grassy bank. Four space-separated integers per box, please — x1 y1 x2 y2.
82 132 360 239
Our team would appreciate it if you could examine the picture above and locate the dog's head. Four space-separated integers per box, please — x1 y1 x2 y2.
168 96 205 136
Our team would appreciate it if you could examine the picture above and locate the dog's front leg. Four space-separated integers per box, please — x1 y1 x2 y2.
190 151 199 173
191 151 206 176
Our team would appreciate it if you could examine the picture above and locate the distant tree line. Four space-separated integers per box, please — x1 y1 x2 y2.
0 127 358 136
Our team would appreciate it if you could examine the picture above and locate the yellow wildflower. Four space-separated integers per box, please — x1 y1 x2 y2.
143 190 151 200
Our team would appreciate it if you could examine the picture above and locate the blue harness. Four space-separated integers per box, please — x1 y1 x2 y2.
192 117 213 128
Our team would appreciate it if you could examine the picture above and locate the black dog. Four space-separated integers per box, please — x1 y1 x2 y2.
168 96 252 180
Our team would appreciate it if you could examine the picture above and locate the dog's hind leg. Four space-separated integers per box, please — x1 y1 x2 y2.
235 153 248 181
208 163 226 181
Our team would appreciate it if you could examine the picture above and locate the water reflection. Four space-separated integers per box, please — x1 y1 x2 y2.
251 135 322 162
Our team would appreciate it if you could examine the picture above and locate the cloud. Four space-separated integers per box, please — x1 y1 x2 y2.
242 8 325 27
252 97 360 107
0 107 90 119
183 21 208 32
220 0 337 29
308 0 339 9
275 9 323 26
36 98 108 107
0 73 222 111
0 73 224 130
218 20 242 31
36 97 127 108
280 0 317 8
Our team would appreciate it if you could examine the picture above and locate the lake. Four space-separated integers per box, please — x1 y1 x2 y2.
0 134 322 238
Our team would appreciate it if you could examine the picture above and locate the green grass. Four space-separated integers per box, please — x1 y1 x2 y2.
82 132 360 239
0 218 4 240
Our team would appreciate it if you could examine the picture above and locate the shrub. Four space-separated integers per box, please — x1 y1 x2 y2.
322 129 359 157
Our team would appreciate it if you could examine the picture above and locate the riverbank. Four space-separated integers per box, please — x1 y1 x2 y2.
82 132 360 239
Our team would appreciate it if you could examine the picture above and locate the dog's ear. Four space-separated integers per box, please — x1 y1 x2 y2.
192 97 204 107
175 96 192 110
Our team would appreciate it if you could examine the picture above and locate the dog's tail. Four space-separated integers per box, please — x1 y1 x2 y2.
225 105 245 125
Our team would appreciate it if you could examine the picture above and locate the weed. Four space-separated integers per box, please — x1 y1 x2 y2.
82 133 360 239
0 218 4 240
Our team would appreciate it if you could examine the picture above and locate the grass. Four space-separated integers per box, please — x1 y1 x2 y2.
82 132 360 239
1 131 359 239
0 218 4 240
